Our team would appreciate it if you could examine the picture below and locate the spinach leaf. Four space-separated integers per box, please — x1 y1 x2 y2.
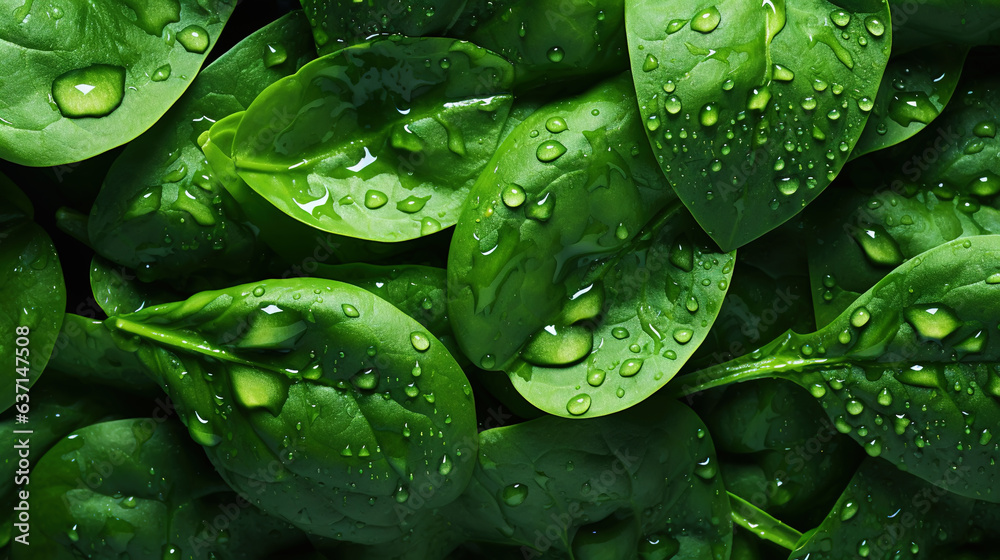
806 181 1000 328
703 379 862 526
0 173 65 414
299 0 467 55
0 0 234 166
851 44 968 159
90 256 183 317
46 313 162 397
808 69 1000 327
456 0 628 90
30 418 309 559
626 0 892 250
231 37 514 243
89 11 315 283
110 278 478 543
456 400 732 559
449 75 734 418
675 235 1000 502
788 458 978 560
201 111 442 267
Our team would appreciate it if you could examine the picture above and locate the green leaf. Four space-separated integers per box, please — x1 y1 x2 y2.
231 37 514 243
454 400 733 559
789 458 978 560
111 278 478 543
0 173 66 414
449 75 734 418
298 0 466 55
808 69 1000 327
46 313 162 397
676 235 1000 502
30 418 308 559
456 0 628 89
89 11 316 283
625 0 892 250
0 0 235 166
851 44 968 160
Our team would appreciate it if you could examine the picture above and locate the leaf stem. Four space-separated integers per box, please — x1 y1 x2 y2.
728 492 802 551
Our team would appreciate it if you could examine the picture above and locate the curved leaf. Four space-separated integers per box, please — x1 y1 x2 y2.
0 0 234 166
30 418 308 559
231 37 514 243
89 11 315 283
809 70 1000 326
110 278 477 543
851 44 967 159
0 173 65 414
626 0 892 250
298 0 466 55
677 235 1000 502
449 75 734 418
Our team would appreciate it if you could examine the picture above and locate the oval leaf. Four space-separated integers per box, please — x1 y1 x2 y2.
625 0 892 250
232 37 515 243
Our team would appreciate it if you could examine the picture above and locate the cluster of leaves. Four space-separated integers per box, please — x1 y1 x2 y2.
2 0 1000 559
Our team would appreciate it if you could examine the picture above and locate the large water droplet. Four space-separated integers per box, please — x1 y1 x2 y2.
904 304 961 340
853 225 904 267
536 141 567 162
52 64 126 118
691 6 721 33
566 394 592 415
502 483 528 506
177 25 210 53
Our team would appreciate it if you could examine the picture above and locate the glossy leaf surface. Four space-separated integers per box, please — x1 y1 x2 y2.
89 11 315 283
679 236 1000 502
232 37 514 243
0 0 234 166
449 76 733 418
0 173 65 413
851 44 967 159
111 278 477 543
626 0 892 250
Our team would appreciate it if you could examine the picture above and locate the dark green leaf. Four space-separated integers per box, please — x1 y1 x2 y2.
231 37 514 243
0 0 234 166
449 75 734 418
626 0 892 250
0 173 65 414
111 278 478 543
851 44 967 159
677 235 1000 502
89 11 316 283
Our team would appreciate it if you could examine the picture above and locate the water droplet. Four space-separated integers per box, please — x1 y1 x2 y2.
853 225 904 266
691 6 721 33
364 190 388 209
665 95 682 115
526 192 554 221
974 121 997 138
864 16 885 37
904 304 961 340
850 307 871 328
748 87 771 111
587 369 606 387
410 332 431 352
619 359 643 377
612 327 630 339
439 454 453 475
775 176 800 196
151 64 171 82
801 96 817 111
545 117 568 133
396 195 430 213
567 394 592 415
830 10 851 27
827 108 842 121
420 217 441 236
52 64 126 118
502 185 526 208
666 19 687 34
841 501 858 520
177 25 210 53
877 387 893 406
699 103 719 126
502 483 528 506
547 47 565 63
846 399 865 415
773 64 794 82
342 304 359 317
536 141 567 162
351 368 379 391
263 43 288 68
672 329 694 344
642 54 659 72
